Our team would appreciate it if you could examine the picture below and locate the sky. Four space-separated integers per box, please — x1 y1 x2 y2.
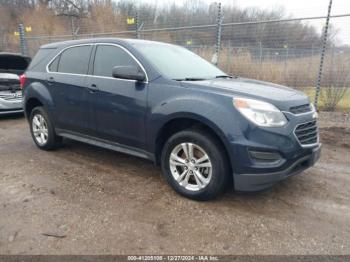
138 0 350 45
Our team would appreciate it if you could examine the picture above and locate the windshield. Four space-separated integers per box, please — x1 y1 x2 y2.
133 43 226 80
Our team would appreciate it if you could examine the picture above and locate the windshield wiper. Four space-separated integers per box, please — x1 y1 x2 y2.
173 77 208 81
215 75 233 79
174 75 235 81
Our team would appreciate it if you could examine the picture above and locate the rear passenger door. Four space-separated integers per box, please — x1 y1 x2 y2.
47 45 95 135
86 44 148 149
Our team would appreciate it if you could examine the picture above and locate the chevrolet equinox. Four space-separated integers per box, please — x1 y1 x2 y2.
22 38 321 200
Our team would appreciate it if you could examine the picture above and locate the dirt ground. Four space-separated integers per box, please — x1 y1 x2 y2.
0 114 349 255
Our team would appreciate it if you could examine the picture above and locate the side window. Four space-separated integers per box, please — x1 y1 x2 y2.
57 45 92 74
93 45 139 77
48 55 60 72
29 48 56 72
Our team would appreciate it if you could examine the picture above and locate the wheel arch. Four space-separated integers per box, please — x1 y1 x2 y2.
23 81 54 121
154 114 232 175
25 97 44 120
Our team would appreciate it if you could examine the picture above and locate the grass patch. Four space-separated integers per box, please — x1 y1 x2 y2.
302 87 350 111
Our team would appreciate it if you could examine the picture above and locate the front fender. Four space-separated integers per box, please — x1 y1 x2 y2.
148 94 240 154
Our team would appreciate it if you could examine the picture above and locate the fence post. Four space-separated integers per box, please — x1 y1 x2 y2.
226 40 231 73
18 24 28 56
71 17 76 40
314 0 333 111
259 41 263 65
258 41 263 79
213 2 223 66
135 11 140 39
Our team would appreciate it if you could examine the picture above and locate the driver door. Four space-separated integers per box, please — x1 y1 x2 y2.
86 44 148 149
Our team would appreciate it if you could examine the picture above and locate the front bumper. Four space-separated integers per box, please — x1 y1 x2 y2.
226 108 321 192
234 144 321 191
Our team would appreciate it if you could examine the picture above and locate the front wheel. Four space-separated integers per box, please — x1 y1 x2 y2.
161 128 229 201
29 106 62 150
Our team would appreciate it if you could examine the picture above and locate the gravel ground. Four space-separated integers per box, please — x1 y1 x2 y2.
0 114 349 255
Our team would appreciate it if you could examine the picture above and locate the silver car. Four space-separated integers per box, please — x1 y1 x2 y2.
0 53 31 115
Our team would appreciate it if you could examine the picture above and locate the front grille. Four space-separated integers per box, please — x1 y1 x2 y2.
0 92 22 101
294 120 318 146
290 104 312 114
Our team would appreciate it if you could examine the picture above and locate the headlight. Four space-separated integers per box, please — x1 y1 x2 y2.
310 103 315 112
310 103 318 119
233 97 287 127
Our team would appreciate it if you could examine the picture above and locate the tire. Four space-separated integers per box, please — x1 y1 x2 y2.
161 128 229 201
29 106 62 150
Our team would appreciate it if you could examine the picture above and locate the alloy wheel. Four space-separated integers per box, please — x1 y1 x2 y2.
32 114 49 145
169 142 212 191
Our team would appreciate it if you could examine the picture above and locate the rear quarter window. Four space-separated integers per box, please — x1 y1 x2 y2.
28 48 56 72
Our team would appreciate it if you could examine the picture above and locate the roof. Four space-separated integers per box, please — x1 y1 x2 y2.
40 38 170 49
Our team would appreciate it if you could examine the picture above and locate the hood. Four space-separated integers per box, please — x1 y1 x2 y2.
181 77 309 110
0 53 31 75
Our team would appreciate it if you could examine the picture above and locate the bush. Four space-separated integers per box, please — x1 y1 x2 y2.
320 53 350 111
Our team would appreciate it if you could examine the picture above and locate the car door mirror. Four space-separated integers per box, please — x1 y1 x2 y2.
112 66 146 82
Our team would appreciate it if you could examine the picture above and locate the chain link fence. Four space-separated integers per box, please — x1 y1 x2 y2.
17 2 350 112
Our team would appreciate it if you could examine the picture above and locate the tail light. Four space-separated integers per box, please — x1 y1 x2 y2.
19 74 26 89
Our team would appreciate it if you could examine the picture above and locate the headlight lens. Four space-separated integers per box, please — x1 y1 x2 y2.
233 97 287 127
310 103 318 119
310 103 315 112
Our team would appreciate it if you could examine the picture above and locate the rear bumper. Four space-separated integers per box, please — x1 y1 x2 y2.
0 109 24 115
233 144 322 192
0 97 23 115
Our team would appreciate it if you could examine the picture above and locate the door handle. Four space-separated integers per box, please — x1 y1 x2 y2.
47 76 55 84
88 84 98 93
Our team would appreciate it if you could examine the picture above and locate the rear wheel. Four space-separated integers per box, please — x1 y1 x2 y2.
29 107 62 150
161 128 229 201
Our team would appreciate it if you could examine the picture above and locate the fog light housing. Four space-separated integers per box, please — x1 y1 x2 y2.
249 150 282 164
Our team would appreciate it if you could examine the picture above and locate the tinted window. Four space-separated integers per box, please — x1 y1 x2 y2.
28 48 55 72
48 55 60 72
58 45 92 74
93 45 139 77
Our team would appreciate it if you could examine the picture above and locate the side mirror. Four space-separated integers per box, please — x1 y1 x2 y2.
112 66 146 82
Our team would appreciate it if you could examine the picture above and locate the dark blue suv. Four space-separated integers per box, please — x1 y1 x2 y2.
22 38 321 200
